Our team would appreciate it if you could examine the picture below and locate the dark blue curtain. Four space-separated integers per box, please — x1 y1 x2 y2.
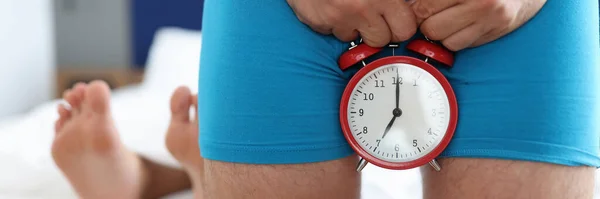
131 0 205 68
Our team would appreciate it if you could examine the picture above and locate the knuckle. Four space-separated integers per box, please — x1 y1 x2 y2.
300 16 331 32
296 14 309 24
475 0 515 27
324 10 343 24
411 2 435 20
479 0 514 23
495 6 515 25
478 0 502 11
308 21 331 34
294 11 315 25
420 23 441 40
339 33 358 42
348 0 369 13
394 26 416 41
333 28 357 41
347 31 360 41
332 0 365 13
311 22 328 31
330 0 347 7
314 26 332 34
441 39 462 52
363 36 388 47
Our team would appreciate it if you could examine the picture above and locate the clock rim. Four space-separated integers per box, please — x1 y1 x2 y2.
339 56 458 170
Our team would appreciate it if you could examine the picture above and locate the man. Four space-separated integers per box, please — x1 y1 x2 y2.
199 0 599 198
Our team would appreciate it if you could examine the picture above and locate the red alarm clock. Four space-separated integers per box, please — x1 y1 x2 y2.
338 39 458 172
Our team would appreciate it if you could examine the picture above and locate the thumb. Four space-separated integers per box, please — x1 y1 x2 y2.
381 1 417 42
411 0 457 23
357 13 392 47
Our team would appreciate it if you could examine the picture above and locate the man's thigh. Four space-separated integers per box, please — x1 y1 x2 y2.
422 158 595 199
203 156 361 199
424 1 600 198
198 0 360 198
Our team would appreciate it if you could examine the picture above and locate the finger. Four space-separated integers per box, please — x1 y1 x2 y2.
441 23 490 51
292 7 332 35
470 35 494 48
358 12 392 47
470 3 544 48
312 26 333 35
312 4 345 35
411 0 459 24
304 15 333 35
380 1 417 42
469 26 507 48
420 3 479 41
330 4 360 42
332 26 359 42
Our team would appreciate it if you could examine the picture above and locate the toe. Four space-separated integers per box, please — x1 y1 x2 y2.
55 104 71 135
54 119 64 135
62 89 71 101
191 94 198 122
71 83 87 105
83 80 112 115
66 83 87 112
170 86 192 122
73 82 87 90
58 103 71 119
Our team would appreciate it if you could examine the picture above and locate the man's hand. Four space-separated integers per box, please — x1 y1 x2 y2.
411 0 546 51
287 0 417 47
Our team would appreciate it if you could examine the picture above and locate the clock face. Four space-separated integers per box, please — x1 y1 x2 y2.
346 63 451 163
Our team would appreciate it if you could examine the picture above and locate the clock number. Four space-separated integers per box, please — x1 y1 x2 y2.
363 93 374 101
356 126 368 136
394 144 400 152
392 77 403 85
432 109 436 117
376 139 381 147
413 139 418 147
427 128 432 135
359 109 364 116
375 80 385 88
428 90 440 99
413 79 418 86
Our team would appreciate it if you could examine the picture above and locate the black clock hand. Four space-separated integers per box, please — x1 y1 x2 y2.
384 69 403 140
382 116 396 139
396 68 400 109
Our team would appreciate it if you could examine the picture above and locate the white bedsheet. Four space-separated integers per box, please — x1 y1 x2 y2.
0 84 421 199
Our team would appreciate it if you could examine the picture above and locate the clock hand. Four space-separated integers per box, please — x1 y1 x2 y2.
396 68 400 109
383 69 403 139
381 116 396 139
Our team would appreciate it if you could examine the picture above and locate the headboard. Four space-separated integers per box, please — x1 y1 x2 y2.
131 0 205 68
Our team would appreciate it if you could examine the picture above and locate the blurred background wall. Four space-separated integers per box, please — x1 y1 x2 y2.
0 0 203 118
0 0 55 119
54 0 203 69
54 0 131 69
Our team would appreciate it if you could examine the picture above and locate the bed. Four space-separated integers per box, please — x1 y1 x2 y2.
0 27 597 199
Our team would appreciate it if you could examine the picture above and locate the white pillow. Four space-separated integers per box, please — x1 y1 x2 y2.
143 27 202 94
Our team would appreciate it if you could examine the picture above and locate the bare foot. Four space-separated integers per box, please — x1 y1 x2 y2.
52 81 146 199
165 86 204 197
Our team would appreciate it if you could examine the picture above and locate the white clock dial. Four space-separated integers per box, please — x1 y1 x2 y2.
347 63 451 163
